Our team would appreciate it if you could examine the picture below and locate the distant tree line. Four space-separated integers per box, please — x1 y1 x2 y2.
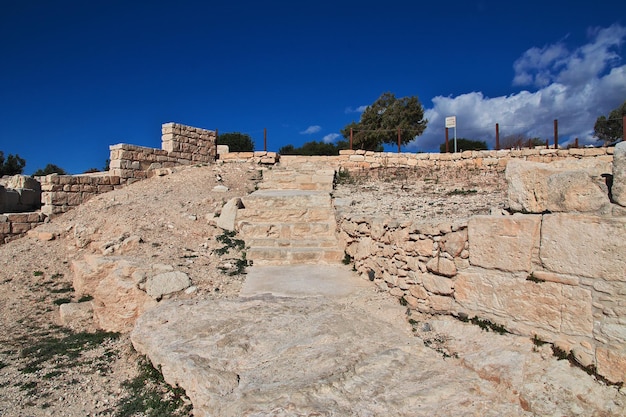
0 151 26 176
279 140 351 156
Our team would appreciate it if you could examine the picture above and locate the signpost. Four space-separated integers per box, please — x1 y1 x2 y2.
445 116 457 153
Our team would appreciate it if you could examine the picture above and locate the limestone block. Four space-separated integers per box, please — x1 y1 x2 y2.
455 269 563 334
93 267 157 333
468 215 541 272
7 175 41 192
145 271 191 299
409 284 428 299
440 229 467 257
428 294 454 313
560 286 593 336
612 142 626 206
421 273 454 295
217 198 244 231
545 170 610 213
540 213 626 281
425 256 457 277
506 159 611 213
596 347 626 384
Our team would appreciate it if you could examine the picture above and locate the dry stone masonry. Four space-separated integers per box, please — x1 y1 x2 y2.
339 142 626 385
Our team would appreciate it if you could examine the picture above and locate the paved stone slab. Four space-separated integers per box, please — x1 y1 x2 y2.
240 264 370 298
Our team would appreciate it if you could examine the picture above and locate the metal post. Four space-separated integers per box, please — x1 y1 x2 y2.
215 128 219 160
397 127 401 153
495 123 500 150
575 138 579 148
623 115 626 142
264 128 267 152
454 126 457 153
554 119 558 149
350 128 353 150
445 128 449 153
545 139 549 148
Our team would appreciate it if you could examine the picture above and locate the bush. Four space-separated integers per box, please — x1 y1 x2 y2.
217 132 254 152
32 164 67 176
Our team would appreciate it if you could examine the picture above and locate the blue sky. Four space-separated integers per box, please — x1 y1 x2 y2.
1 1 625 175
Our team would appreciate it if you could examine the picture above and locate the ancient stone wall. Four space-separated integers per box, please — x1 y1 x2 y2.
339 212 626 384
339 146 626 385
109 123 217 183
39 173 122 216
0 211 47 243
277 147 614 171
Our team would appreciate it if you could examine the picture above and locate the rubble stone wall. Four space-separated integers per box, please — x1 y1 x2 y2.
276 147 614 171
339 211 626 385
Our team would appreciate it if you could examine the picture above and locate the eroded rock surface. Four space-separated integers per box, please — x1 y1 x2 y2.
131 296 531 417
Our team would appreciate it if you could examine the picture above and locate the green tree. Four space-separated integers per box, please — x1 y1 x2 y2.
341 92 428 150
33 164 67 176
217 132 254 152
594 100 626 145
279 140 350 156
439 138 488 153
0 151 26 176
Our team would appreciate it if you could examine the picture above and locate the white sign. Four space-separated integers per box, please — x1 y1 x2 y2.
445 116 456 128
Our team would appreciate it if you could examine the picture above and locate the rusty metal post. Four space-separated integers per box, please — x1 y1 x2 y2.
397 127 401 153
554 119 558 149
264 128 267 152
575 138 579 148
215 128 219 160
528 139 532 149
445 128 449 153
623 115 626 142
350 128 353 150
495 123 500 150
545 139 549 148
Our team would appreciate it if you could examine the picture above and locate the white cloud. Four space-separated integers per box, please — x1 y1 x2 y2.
322 133 340 143
300 125 322 134
409 24 626 152
345 105 368 114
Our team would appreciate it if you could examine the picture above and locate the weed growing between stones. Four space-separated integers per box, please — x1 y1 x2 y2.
116 355 192 417
214 230 250 275
549 344 623 388
457 314 509 334
214 230 245 256
335 168 353 185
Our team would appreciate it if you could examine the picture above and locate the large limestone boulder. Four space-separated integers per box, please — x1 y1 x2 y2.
506 159 610 213
71 254 157 332
612 141 626 206
131 297 530 416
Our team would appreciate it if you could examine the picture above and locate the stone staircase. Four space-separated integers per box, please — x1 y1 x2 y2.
235 165 344 265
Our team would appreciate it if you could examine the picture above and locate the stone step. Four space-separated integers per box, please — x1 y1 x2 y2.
237 208 335 223
247 238 340 249
241 190 331 209
239 222 336 240
246 247 345 266
259 169 335 192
